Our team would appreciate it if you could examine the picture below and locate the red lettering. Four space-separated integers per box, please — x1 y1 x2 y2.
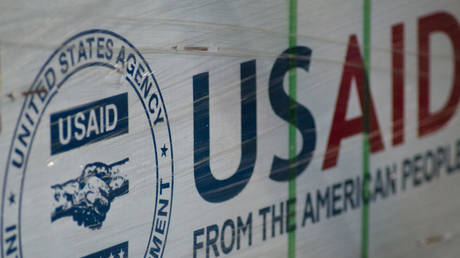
322 35 385 170
418 11 460 137
392 23 405 146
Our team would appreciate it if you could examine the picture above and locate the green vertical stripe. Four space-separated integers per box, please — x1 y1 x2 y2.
361 1 371 258
288 0 297 258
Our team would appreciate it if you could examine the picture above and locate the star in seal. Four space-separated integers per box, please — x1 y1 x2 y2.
8 193 15 205
161 144 168 157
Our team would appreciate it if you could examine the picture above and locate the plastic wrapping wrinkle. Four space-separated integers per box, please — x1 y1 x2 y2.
1 2 460 258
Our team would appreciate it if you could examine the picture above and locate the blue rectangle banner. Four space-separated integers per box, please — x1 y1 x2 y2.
50 93 129 155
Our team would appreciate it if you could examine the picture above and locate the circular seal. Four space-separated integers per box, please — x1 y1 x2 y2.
1 30 174 258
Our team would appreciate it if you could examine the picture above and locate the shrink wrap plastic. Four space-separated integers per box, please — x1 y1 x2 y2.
0 0 460 257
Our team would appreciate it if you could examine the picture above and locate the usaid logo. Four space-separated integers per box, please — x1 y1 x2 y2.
50 93 129 155
1 30 174 258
